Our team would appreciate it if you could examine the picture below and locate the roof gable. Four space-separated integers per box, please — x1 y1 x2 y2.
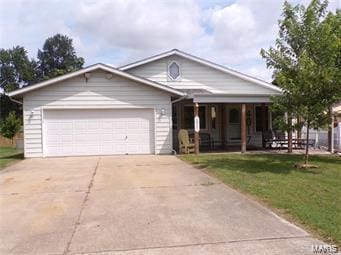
7 63 185 97
119 49 282 94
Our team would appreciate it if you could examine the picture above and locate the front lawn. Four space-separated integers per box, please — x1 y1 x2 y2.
0 147 24 169
180 153 341 246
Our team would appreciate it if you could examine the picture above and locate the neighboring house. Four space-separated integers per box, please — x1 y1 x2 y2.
333 103 341 124
7 49 282 158
333 103 341 152
306 103 341 153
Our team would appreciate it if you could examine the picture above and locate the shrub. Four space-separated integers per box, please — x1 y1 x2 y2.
0 111 21 143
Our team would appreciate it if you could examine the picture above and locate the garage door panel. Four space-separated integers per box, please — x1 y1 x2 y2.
46 135 60 143
74 121 88 130
87 122 99 132
102 121 113 129
61 135 73 143
46 146 60 155
74 144 100 153
60 122 73 129
45 123 59 132
101 144 114 154
113 121 126 129
44 109 154 156
128 134 146 142
140 122 150 129
102 134 113 142
74 134 88 143
87 134 101 143
127 144 149 154
62 128 74 135
61 146 73 155
46 128 59 136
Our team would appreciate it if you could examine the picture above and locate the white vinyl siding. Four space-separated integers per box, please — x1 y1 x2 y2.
127 55 276 95
23 70 172 157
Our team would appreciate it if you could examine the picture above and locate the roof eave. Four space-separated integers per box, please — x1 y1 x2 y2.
119 49 282 94
193 92 282 97
7 63 185 98
119 49 177 70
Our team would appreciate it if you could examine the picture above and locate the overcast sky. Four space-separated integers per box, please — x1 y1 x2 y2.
0 0 339 82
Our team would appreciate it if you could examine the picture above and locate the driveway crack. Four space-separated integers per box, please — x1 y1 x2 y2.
63 157 101 255
71 235 312 254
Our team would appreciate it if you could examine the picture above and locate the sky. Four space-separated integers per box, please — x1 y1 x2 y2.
0 0 339 82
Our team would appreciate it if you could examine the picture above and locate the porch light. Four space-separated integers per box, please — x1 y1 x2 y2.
161 108 166 116
211 107 216 118
28 110 34 120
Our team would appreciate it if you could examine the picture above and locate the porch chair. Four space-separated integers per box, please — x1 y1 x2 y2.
178 129 195 154
274 130 287 149
199 133 212 151
262 130 274 149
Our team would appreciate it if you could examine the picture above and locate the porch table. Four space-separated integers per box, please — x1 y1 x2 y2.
263 138 316 150
293 138 316 149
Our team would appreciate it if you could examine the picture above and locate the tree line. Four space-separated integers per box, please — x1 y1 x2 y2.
0 34 84 119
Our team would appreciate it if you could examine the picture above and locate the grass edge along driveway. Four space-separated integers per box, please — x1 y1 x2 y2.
180 153 341 247
0 147 24 170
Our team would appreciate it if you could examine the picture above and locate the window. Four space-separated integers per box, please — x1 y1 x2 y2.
229 108 240 124
255 106 269 132
211 106 217 129
172 105 178 130
183 105 206 129
168 62 180 80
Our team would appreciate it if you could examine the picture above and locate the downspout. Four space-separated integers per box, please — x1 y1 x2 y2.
8 96 23 105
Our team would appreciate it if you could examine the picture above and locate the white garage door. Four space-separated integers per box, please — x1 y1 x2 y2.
43 109 154 156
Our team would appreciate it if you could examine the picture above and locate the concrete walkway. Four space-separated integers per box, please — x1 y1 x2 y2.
0 155 322 254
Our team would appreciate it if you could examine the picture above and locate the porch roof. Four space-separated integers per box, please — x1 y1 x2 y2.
193 93 273 103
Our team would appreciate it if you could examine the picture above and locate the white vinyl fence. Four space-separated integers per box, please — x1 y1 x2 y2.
301 123 341 152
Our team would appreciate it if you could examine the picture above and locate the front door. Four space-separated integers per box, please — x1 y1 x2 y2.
227 106 241 143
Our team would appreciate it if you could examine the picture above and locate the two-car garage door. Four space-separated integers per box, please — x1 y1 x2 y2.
43 109 154 157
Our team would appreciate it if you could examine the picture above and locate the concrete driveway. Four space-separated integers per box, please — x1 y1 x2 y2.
0 155 322 254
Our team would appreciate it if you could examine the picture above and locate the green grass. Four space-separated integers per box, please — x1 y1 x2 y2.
0 147 24 169
180 153 341 246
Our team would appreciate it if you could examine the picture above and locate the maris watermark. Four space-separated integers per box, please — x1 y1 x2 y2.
312 244 338 254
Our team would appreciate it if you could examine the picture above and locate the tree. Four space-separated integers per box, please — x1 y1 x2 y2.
37 34 84 80
0 46 36 120
1 35 85 120
261 0 341 165
0 46 36 92
0 111 21 144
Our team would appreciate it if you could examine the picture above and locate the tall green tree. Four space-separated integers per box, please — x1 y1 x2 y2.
37 34 84 80
0 46 36 120
0 46 36 92
261 0 341 165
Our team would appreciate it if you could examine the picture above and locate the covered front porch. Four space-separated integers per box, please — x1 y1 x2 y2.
172 95 273 153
